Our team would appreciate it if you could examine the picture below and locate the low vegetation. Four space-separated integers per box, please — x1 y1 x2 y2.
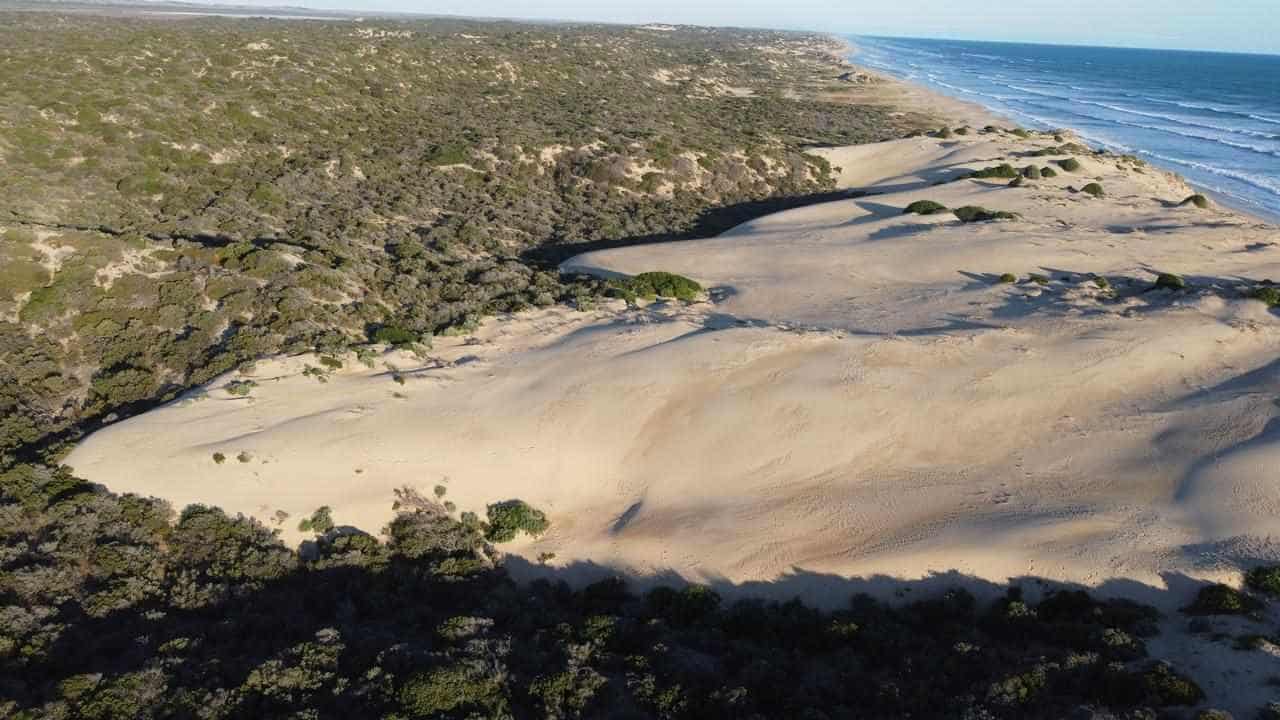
0 463 1248 719
1154 273 1187 291
1081 182 1105 198
1246 565 1280 595
606 271 704 303
1249 286 1280 307
484 499 551 542
1057 158 1083 172
965 163 1020 180
903 199 949 215
954 206 1019 223
1184 583 1263 615
998 273 1018 283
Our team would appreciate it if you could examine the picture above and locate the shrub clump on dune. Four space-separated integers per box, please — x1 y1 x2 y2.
372 325 419 347
1040 166 1058 178
966 163 1019 180
903 200 949 215
1249 286 1280 307
998 273 1018 284
225 380 257 397
1153 273 1186 291
1245 565 1280 595
1081 182 1105 198
1057 158 1082 172
607 271 703 303
1184 583 1262 615
1179 194 1210 209
484 499 550 542
1021 165 1042 180
954 206 1019 223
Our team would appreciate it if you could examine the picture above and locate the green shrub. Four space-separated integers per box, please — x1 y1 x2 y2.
225 380 256 397
903 200 948 215
1010 128 1031 139
298 506 335 534
1153 273 1186 291
608 271 702 302
212 452 226 464
1184 583 1261 615
1093 276 1110 290
954 126 970 136
998 273 1018 284
954 206 1018 223
1057 158 1082 172
433 484 448 498
1142 663 1204 705
372 325 418 346
1021 165 1041 180
485 499 549 542
1179 194 1210 209
1028 274 1050 285
236 451 252 463
318 355 343 370
399 667 503 715
1081 183 1104 198
967 163 1019 180
1245 565 1280 595
1247 286 1280 307
1040 166 1058 178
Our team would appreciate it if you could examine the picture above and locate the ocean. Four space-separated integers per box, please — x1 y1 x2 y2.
850 36 1280 221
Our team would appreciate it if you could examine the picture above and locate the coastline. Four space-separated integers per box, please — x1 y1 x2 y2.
831 35 1280 226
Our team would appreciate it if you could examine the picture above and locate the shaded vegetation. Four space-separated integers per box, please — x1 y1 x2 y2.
954 206 1019 223
903 199 948 215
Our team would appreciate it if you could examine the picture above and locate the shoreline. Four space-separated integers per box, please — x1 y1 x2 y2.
830 35 1280 226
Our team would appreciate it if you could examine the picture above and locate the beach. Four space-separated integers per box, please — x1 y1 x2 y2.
64 43 1280 712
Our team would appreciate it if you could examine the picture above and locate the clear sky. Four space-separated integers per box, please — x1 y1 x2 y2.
220 0 1279 55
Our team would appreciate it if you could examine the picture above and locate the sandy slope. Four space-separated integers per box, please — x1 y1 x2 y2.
65 122 1280 712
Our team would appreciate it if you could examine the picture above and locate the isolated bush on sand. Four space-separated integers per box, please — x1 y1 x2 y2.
485 500 550 542
1153 273 1186 291
1184 583 1261 615
954 206 1018 223
998 273 1018 283
967 163 1019 180
1249 287 1280 307
1021 165 1042 180
1245 565 1280 595
903 200 948 215
1179 194 1210 209
607 271 702 303
1041 166 1058 178
1057 158 1082 172
1081 182 1105 197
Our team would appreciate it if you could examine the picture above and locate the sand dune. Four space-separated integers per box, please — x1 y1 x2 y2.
68 129 1280 621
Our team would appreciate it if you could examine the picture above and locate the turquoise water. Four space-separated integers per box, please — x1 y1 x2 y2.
851 36 1280 221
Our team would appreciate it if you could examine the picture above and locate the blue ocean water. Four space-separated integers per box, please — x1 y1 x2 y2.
850 36 1280 221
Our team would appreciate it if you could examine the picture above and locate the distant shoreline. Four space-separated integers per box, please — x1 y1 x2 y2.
836 36 1280 225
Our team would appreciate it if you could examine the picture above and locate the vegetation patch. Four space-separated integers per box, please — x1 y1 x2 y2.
903 200 948 215
1081 182 1105 198
954 206 1019 223
1249 286 1280 307
1184 583 1262 615
965 163 1020 180
1245 565 1280 595
607 271 702 303
1153 273 1186 291
484 499 550 542
1179 194 1210 209
998 273 1018 284
1057 158 1083 172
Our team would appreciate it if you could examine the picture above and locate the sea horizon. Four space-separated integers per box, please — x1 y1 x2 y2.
849 35 1280 223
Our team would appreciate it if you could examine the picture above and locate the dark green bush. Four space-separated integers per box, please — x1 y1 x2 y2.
903 200 948 215
608 271 702 302
967 163 1019 180
1029 274 1050 285
998 273 1018 284
1153 273 1186 291
1021 165 1041 180
1245 565 1280 595
954 206 1018 223
1141 663 1204 705
1179 194 1210 209
372 326 418 346
1081 182 1105 197
1247 286 1280 307
299 506 335 534
1184 583 1261 615
212 452 226 464
1041 166 1058 178
485 499 549 542
1057 158 1082 172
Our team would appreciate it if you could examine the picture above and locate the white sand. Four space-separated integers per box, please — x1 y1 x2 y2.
66 116 1280 711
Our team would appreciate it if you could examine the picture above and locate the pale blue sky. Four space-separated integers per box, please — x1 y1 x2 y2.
222 1 1279 54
